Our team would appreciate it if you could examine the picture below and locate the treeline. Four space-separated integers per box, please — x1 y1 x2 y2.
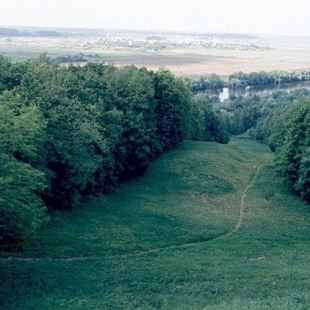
217 88 310 202
0 55 229 249
187 74 224 92
51 54 88 64
229 70 310 88
187 69 310 93
0 28 60 37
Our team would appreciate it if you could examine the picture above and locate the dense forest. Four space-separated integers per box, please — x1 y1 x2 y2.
0 55 229 250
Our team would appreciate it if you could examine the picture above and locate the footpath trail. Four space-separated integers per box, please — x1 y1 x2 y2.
229 154 271 235
4 154 271 263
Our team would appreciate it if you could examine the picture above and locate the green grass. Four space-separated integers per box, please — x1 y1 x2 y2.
1 138 310 309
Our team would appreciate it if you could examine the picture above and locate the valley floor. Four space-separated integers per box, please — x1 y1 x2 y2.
1 139 310 309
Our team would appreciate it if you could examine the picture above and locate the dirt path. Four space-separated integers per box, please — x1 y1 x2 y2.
229 154 271 235
4 155 271 263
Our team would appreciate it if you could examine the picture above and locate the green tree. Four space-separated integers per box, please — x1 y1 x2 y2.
154 70 191 152
0 94 47 249
204 106 230 143
191 94 230 143
273 99 310 201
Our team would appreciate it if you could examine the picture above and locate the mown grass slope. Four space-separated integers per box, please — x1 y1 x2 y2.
1 139 310 309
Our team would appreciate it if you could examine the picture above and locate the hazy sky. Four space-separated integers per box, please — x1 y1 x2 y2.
1 0 310 36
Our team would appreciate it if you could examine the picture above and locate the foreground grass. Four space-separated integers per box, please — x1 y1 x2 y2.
1 139 310 309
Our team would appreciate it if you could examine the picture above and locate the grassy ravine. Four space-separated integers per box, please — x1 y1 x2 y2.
1 139 310 309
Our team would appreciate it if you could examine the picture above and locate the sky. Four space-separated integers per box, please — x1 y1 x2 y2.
1 0 310 36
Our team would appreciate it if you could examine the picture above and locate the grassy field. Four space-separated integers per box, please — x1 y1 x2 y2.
1 138 310 309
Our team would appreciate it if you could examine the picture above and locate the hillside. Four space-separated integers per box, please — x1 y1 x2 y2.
1 139 310 309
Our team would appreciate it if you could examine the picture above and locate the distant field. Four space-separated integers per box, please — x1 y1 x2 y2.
112 37 310 76
1 31 310 76
113 48 310 76
1 139 310 309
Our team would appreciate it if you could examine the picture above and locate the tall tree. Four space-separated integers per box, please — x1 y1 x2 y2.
273 99 310 201
0 93 47 249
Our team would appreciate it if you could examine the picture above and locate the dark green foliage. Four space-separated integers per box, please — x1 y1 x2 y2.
51 54 87 64
0 57 198 247
216 83 310 202
34 63 192 205
222 95 263 135
220 88 310 143
155 70 192 151
229 69 310 88
272 99 310 201
205 107 230 144
43 97 110 208
0 155 47 249
105 66 158 178
0 56 29 93
0 94 48 249
188 73 224 92
191 94 230 143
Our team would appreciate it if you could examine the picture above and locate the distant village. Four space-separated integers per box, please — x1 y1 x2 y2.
80 33 271 52
0 26 270 53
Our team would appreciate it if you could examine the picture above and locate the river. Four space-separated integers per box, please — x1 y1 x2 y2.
218 81 310 102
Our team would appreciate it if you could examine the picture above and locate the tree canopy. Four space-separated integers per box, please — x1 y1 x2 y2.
0 56 230 249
